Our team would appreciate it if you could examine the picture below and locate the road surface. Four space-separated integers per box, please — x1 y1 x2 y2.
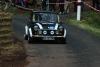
10 15 100 67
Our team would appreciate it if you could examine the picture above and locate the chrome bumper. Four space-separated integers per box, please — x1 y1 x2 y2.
32 35 65 38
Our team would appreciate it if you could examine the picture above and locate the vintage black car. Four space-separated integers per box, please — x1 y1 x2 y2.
24 11 67 43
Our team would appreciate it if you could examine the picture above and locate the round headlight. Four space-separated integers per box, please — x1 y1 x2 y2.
56 31 59 34
50 31 54 35
43 31 47 35
34 25 39 31
39 30 42 34
59 26 63 31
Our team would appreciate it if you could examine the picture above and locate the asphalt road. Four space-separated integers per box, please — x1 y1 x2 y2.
12 15 100 67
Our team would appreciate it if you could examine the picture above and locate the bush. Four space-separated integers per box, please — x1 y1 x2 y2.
68 11 100 36
82 11 100 28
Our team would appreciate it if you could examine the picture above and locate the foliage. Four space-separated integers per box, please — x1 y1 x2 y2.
82 11 100 28
68 11 100 36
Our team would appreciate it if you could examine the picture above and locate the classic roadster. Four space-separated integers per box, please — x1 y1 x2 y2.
24 11 67 43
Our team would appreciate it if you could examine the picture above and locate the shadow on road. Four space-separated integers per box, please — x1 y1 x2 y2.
25 40 67 44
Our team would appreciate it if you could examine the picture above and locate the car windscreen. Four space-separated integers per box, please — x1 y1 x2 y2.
32 13 58 22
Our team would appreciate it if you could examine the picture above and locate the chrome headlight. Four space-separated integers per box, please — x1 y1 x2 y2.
50 31 54 35
43 31 47 35
59 26 63 31
39 30 42 34
56 31 59 34
34 25 39 31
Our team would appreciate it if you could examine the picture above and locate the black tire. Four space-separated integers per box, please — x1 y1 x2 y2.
28 37 33 43
60 38 67 44
24 34 28 40
56 38 67 44
62 38 67 44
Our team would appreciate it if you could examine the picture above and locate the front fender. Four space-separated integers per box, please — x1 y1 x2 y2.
25 25 28 35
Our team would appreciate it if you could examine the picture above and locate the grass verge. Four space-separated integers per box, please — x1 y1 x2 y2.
68 11 100 37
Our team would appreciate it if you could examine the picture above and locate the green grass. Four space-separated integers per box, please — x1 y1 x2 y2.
68 11 100 37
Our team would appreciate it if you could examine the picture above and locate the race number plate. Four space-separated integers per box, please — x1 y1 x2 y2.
43 37 55 40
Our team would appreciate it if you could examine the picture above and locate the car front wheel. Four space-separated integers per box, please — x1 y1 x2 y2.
24 34 28 40
57 38 67 44
62 38 67 44
28 37 33 43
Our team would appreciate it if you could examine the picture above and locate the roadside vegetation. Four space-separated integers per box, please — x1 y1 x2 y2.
68 11 100 37
0 11 26 61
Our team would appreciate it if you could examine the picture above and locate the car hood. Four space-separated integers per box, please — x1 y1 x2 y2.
35 22 59 30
